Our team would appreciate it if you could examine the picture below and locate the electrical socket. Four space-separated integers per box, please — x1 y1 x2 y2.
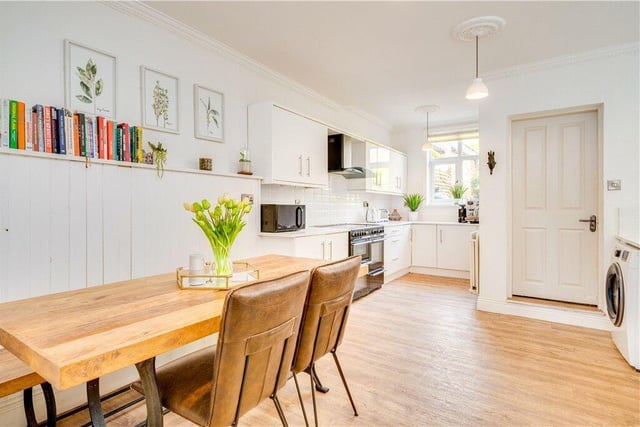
607 180 621 191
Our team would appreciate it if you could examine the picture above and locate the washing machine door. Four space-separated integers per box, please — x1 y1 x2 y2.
606 262 624 327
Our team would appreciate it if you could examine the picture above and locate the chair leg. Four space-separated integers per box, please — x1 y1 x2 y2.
310 364 329 393
271 394 289 427
309 368 319 427
292 372 310 427
331 351 358 416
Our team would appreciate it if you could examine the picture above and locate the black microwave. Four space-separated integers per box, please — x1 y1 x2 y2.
261 204 306 232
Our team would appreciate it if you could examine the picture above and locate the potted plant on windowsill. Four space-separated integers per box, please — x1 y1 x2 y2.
449 182 468 205
403 193 425 221
237 149 253 175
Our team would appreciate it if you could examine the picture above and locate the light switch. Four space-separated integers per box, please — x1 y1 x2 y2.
607 180 621 191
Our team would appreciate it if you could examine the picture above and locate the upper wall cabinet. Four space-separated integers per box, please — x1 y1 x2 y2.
347 141 407 195
249 103 328 187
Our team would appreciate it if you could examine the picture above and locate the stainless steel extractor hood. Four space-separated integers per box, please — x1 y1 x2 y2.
328 134 372 179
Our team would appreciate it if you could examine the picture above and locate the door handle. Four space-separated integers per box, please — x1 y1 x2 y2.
306 157 311 177
579 215 597 232
321 241 325 259
298 155 303 176
328 240 333 260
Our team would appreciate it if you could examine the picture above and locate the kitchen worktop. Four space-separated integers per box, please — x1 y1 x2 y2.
258 221 479 238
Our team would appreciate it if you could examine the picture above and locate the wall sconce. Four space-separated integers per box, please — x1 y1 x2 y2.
487 151 496 175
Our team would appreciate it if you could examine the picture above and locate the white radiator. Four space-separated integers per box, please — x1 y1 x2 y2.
469 231 479 294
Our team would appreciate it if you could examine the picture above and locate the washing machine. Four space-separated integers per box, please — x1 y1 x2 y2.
606 240 639 370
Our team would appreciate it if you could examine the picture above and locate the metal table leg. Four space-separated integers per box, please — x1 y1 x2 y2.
86 379 106 427
135 357 164 427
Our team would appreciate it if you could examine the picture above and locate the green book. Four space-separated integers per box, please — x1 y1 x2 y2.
9 100 18 149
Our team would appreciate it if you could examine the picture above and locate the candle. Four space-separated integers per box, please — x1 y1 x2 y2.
189 254 205 286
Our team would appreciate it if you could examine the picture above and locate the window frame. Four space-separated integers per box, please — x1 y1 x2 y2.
426 132 479 205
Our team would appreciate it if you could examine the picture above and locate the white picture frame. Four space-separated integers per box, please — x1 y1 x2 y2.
65 40 117 119
141 66 180 134
194 84 224 143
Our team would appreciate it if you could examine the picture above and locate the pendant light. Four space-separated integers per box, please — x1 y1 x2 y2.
415 105 440 151
465 36 488 100
452 16 506 101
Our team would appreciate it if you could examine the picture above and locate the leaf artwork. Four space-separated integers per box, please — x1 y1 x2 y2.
75 58 104 113
152 80 170 127
200 97 220 134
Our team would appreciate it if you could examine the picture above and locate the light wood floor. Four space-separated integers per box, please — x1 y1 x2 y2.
61 273 640 426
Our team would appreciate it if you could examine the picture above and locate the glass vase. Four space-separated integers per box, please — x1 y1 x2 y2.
211 245 233 276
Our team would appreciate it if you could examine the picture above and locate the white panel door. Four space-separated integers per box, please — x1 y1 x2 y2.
512 111 599 304
294 235 326 260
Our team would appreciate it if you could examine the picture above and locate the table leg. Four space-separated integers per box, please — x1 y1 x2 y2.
135 357 164 427
87 378 106 427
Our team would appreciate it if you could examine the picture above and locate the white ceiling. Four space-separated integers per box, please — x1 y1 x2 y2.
145 1 639 131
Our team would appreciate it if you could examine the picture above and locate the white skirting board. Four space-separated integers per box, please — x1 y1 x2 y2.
409 266 470 279
476 297 611 331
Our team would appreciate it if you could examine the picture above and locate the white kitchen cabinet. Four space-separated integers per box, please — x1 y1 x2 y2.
390 150 408 194
249 102 328 187
384 224 411 279
436 225 477 271
412 224 478 271
347 141 407 195
261 232 349 262
411 224 438 268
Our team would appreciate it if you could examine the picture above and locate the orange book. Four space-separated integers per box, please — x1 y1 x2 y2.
107 121 114 160
73 114 80 156
17 101 25 149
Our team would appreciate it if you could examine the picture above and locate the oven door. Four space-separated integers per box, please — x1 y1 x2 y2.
350 238 371 264
367 238 384 287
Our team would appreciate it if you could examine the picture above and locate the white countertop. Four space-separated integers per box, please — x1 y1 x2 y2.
258 221 478 238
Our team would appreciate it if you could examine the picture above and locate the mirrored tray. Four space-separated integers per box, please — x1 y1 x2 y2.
176 262 259 290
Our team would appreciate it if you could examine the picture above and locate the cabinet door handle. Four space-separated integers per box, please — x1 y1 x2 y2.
298 155 303 176
440 229 443 243
321 241 325 259
328 240 333 260
306 157 311 177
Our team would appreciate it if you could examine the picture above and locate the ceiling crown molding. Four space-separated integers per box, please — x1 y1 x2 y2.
101 1 392 132
484 42 639 81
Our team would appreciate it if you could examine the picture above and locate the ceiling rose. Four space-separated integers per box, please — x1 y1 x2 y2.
452 16 506 42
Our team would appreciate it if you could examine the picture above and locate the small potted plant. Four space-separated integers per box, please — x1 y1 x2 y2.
237 149 252 175
403 193 425 221
449 182 468 204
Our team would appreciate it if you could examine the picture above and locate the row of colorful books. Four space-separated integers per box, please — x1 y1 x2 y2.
0 98 145 162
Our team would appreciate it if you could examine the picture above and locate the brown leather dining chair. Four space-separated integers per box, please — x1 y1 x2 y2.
132 270 310 426
291 255 362 427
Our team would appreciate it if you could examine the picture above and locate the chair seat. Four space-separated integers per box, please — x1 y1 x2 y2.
132 345 216 426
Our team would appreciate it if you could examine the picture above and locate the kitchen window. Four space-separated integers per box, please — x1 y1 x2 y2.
427 131 479 204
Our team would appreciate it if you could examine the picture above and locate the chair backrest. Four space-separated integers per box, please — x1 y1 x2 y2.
292 256 361 374
208 270 310 427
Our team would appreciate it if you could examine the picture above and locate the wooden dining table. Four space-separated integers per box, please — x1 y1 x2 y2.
0 254 334 427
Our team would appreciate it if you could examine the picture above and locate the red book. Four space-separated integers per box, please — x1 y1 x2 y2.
107 121 114 160
17 102 25 150
73 114 80 156
97 116 105 159
43 106 52 153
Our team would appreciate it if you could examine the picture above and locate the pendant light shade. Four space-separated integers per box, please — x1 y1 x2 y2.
415 105 439 151
465 77 489 100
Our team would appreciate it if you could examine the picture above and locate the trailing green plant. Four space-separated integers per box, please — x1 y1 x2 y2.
148 141 167 178
403 193 425 212
449 182 468 199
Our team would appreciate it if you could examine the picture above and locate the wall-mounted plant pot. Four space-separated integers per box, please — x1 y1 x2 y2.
237 161 253 175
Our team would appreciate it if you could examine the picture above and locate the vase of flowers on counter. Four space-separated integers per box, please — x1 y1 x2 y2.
183 194 252 276
403 193 425 221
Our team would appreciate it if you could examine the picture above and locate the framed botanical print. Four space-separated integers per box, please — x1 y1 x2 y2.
65 40 117 119
194 84 224 142
141 66 180 134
